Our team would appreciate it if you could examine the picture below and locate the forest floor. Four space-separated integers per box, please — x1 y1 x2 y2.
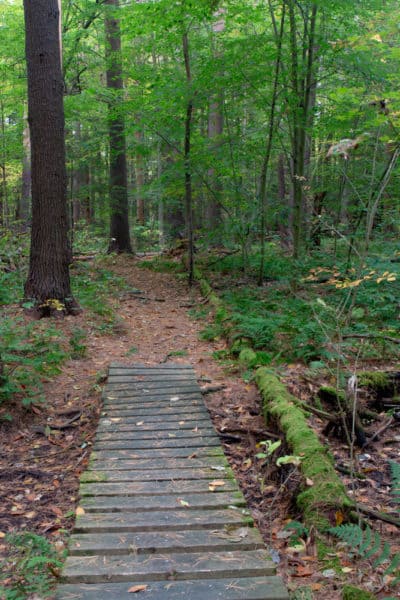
0 254 399 599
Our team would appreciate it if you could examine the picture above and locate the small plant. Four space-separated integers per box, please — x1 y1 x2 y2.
69 327 87 359
389 460 400 506
0 532 64 599
329 523 400 585
284 520 309 545
255 439 282 460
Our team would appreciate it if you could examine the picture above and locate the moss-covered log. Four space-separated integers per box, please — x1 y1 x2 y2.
255 368 353 530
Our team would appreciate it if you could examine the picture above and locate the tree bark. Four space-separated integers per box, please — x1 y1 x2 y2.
23 0 76 313
105 0 132 254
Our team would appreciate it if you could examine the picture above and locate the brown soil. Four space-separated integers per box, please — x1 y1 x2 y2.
0 255 399 599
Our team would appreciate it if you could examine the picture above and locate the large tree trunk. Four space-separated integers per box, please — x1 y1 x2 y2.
23 0 76 314
105 0 132 254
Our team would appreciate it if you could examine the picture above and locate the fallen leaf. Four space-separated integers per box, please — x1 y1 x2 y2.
293 565 313 577
128 584 148 593
311 583 323 591
209 480 226 491
76 506 85 516
0 532 6 539
136 421 144 426
177 498 190 507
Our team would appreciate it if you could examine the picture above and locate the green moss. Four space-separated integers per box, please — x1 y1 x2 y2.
239 348 257 368
80 471 107 483
342 585 376 600
318 386 346 403
255 368 353 530
358 371 390 392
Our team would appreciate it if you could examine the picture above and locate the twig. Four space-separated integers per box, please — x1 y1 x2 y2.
342 333 400 344
296 398 337 422
335 464 366 479
364 416 394 446
355 504 400 528
121 293 165 302
200 385 226 394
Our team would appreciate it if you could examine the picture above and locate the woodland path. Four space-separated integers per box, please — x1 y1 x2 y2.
56 362 288 599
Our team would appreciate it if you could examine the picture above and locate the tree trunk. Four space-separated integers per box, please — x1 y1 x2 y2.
286 0 318 259
182 31 194 286
105 0 132 254
135 128 145 225
23 0 77 314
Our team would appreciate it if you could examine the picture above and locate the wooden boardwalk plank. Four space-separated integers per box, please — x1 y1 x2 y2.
61 549 275 583
67 527 263 555
80 479 240 496
58 364 288 599
57 577 288 600
93 436 220 450
80 466 233 483
88 456 229 470
90 447 226 460
97 418 211 431
79 491 246 512
74 508 252 533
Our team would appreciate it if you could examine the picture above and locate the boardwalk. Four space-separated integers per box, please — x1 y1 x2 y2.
57 363 288 599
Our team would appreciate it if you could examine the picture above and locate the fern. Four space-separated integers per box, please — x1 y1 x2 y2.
329 524 399 583
389 461 400 508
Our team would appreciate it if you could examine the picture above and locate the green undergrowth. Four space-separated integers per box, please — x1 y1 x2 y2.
200 241 400 365
136 256 185 274
0 255 128 411
0 532 64 599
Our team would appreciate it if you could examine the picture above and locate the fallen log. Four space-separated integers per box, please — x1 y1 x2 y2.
255 368 353 530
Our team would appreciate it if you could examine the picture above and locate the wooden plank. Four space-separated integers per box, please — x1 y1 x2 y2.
105 386 201 396
93 437 220 451
90 447 225 460
109 362 193 370
57 576 289 600
109 360 193 372
88 456 228 471
100 406 208 417
80 479 239 497
95 428 216 440
97 415 211 425
61 549 274 583
80 491 246 513
80 466 233 483
107 372 197 386
67 527 263 556
106 379 198 387
102 398 204 408
95 429 218 442
97 419 212 432
74 508 253 533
